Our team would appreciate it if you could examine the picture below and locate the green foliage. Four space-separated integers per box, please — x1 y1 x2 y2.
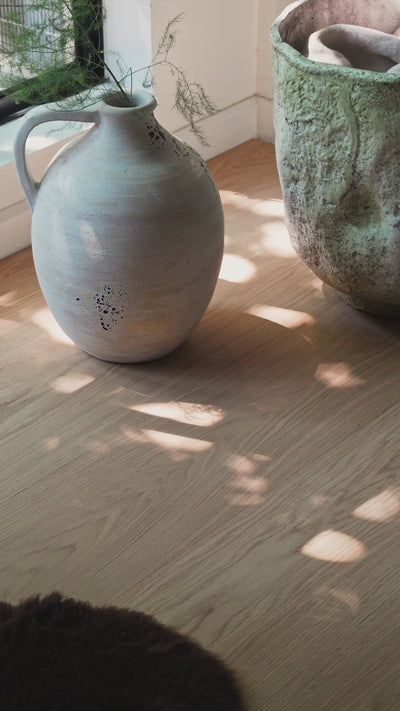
0 1 217 144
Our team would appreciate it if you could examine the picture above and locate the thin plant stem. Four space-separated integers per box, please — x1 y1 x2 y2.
60 0 131 104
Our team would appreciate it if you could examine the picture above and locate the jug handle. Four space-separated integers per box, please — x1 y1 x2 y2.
14 105 101 211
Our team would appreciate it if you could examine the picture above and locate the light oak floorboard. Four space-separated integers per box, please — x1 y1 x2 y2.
1 139 399 710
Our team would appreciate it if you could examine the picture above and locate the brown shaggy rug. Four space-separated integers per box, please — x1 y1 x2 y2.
0 593 244 711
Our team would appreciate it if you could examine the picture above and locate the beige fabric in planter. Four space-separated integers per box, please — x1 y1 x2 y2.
308 24 400 73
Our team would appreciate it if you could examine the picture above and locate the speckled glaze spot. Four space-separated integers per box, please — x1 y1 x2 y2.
198 158 219 197
145 117 167 150
93 285 127 331
169 136 219 196
171 135 191 160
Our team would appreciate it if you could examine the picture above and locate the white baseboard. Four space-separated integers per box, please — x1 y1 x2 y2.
173 95 258 160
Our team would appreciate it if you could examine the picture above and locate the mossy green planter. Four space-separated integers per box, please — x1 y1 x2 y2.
271 0 400 316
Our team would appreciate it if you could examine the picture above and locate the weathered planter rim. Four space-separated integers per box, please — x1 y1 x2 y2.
270 0 400 84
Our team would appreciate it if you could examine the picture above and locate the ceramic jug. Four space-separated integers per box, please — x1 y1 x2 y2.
271 0 400 315
14 91 224 361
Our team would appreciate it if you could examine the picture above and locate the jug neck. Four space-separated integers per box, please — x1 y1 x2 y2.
95 90 163 148
98 90 158 132
101 90 157 117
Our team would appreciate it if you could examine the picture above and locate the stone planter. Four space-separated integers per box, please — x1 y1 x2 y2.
271 0 400 315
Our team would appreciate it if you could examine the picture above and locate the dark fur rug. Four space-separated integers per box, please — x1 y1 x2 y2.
0 592 244 710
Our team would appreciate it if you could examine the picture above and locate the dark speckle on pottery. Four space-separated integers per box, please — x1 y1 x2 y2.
93 285 127 331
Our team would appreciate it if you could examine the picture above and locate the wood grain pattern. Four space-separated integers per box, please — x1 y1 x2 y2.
1 139 400 710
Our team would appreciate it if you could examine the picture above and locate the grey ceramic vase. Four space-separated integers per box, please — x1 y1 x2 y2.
14 91 224 362
271 0 400 315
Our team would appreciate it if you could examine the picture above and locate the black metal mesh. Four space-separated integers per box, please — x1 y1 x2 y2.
0 1 73 68
1 3 37 51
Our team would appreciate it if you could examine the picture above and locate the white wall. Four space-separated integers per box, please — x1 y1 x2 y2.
257 0 277 142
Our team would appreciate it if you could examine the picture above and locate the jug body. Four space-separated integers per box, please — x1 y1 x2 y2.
15 92 224 361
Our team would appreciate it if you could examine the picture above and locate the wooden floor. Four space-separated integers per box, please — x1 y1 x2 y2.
1 139 400 710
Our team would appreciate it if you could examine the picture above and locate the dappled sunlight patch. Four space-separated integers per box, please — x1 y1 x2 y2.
226 453 271 476
43 436 61 452
226 454 256 475
252 199 285 218
111 386 149 399
227 456 269 507
51 373 95 394
0 319 20 336
313 584 361 614
247 304 315 329
310 277 324 295
130 401 225 427
219 191 284 218
301 530 367 563
31 307 74 345
0 289 18 306
353 488 400 523
87 439 112 455
260 222 295 258
228 479 269 507
218 253 256 283
311 494 330 507
252 453 271 463
230 473 269 494
315 362 365 388
121 426 213 452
